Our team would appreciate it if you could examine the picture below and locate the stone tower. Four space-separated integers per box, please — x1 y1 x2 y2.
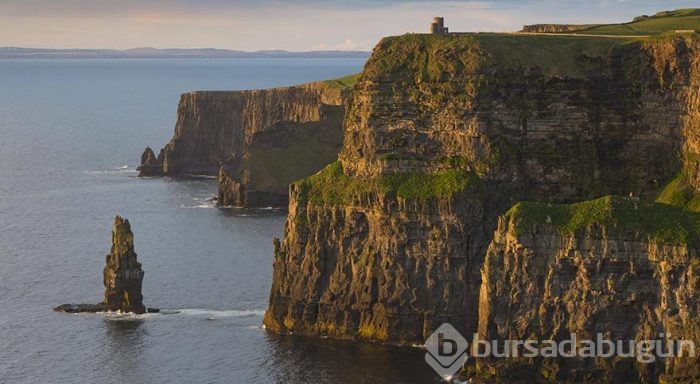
430 17 448 34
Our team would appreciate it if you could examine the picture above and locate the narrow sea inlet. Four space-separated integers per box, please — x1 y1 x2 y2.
0 58 438 383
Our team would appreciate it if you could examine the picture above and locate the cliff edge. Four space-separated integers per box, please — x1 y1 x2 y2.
139 78 353 207
264 31 700 377
475 197 699 382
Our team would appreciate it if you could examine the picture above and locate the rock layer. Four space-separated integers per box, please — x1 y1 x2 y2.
265 33 700 354
475 198 700 383
102 216 145 313
54 216 148 314
138 81 348 207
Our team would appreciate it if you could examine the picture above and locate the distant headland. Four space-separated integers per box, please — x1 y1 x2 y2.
0 47 371 59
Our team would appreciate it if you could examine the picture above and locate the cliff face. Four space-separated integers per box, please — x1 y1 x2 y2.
520 24 596 33
339 35 700 201
477 197 700 383
139 81 348 207
102 216 145 314
265 175 489 342
265 33 700 350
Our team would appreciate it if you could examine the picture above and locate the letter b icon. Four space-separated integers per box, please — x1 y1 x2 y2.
425 323 469 380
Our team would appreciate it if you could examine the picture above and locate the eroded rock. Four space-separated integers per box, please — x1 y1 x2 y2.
54 216 151 314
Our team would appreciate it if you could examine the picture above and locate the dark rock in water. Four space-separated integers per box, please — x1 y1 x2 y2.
54 216 150 314
147 307 160 313
137 147 164 176
54 303 105 313
102 216 145 314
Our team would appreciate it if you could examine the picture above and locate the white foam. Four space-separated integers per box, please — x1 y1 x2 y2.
179 195 218 209
176 308 265 318
79 310 157 321
178 203 216 209
84 165 137 175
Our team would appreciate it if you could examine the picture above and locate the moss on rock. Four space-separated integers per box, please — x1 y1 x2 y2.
296 161 480 204
507 195 700 246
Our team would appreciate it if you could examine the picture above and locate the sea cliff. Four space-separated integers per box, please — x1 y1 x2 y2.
476 197 699 382
264 32 700 381
139 79 352 207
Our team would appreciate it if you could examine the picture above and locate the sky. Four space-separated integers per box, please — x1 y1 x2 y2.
0 0 698 51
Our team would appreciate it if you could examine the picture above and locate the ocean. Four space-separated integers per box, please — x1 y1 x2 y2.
0 58 442 383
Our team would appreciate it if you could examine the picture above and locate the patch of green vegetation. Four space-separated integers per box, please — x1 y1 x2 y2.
475 34 633 78
366 33 635 80
381 168 477 199
506 195 700 246
655 172 700 212
296 161 479 204
569 8 700 36
245 115 343 194
324 73 360 89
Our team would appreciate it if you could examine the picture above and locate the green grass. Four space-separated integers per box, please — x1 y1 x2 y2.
506 195 700 246
366 33 635 80
324 73 360 90
655 172 700 212
475 34 633 77
244 112 343 194
296 161 479 204
563 8 700 36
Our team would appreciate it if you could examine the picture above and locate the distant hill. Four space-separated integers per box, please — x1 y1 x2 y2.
0 47 370 59
522 8 700 35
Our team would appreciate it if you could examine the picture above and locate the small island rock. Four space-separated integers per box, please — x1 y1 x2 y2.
54 216 154 314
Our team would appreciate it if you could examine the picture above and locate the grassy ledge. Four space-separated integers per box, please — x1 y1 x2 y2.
506 195 700 246
296 161 479 204
570 9 700 36
656 172 700 212
324 73 360 90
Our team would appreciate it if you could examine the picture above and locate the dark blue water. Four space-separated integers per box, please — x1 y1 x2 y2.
0 59 440 384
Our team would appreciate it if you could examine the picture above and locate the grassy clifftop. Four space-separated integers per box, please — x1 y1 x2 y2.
506 196 700 246
364 32 635 80
324 73 360 90
529 8 700 36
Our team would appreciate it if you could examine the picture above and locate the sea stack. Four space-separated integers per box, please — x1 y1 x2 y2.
54 216 152 314
102 216 145 313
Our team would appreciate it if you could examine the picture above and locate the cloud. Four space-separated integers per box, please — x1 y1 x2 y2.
335 39 356 50
0 0 698 50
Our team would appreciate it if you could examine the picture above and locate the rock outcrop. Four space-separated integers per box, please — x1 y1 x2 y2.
520 24 595 33
54 216 152 314
264 31 700 365
138 80 350 207
475 197 700 383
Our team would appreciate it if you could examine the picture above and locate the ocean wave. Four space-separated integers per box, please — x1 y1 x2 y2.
72 308 265 321
178 195 218 209
176 308 266 318
84 310 158 321
178 203 217 209
84 165 137 175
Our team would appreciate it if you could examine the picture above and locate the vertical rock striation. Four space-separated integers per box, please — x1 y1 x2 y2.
476 197 700 382
54 216 149 314
265 32 700 356
102 216 145 314
138 80 350 207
